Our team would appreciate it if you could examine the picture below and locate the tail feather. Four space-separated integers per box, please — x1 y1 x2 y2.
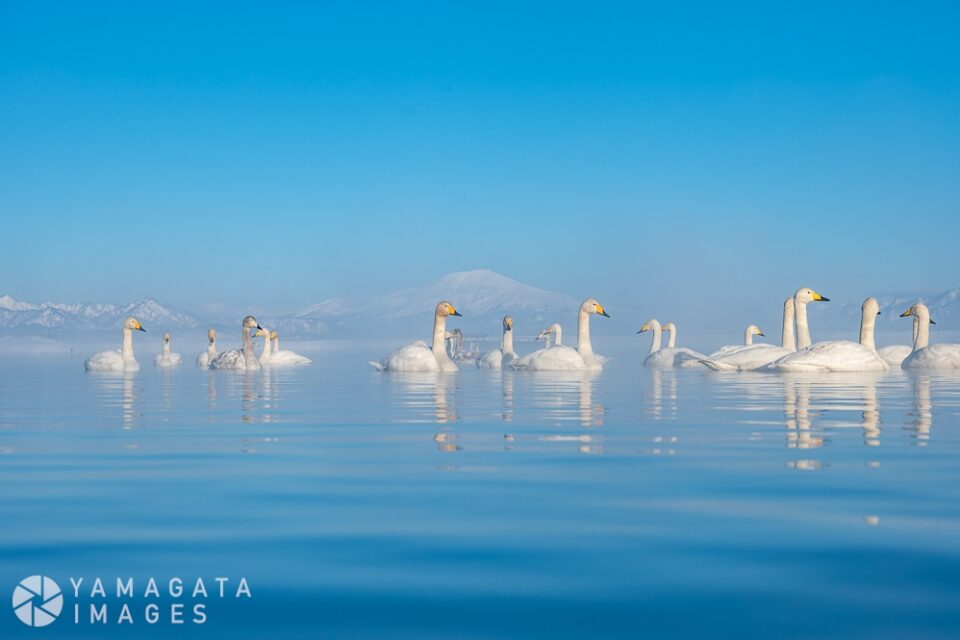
698 358 737 372
368 360 385 371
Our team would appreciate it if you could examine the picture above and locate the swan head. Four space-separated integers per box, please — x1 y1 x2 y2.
270 330 278 340
637 319 661 334
747 324 765 337
862 297 881 317
581 298 609 318
162 332 171 343
795 288 830 304
253 328 269 338
242 315 262 331
503 316 513 331
537 323 561 341
661 322 676 334
900 303 936 324
123 317 145 332
436 301 462 318
207 328 217 342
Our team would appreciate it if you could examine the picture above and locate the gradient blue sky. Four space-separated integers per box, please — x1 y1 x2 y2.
2 2 958 318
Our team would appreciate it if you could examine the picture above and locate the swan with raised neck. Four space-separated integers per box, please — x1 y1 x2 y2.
744 324 764 346
781 298 796 351
576 298 609 367
638 318 662 355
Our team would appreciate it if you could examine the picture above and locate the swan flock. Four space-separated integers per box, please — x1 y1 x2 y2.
84 286 959 375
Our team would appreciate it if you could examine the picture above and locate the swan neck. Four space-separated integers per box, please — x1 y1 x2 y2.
502 328 514 355
745 327 753 346
242 326 255 363
648 323 662 354
554 326 562 347
122 326 135 362
795 295 812 349
782 300 796 351
859 310 877 352
207 338 217 360
273 336 279 354
577 309 593 358
163 341 171 355
432 313 448 357
914 311 931 351
667 327 676 349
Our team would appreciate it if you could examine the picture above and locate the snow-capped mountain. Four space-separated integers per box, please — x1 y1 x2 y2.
295 269 579 337
0 295 200 335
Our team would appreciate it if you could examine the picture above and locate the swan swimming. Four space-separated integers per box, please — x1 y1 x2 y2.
209 315 263 370
509 299 609 371
370 301 462 372
638 319 701 368
259 329 311 367
538 323 562 349
793 287 830 349
195 328 217 368
900 303 960 369
154 332 182 367
769 297 888 372
477 316 518 369
697 299 797 371
878 314 922 367
84 316 146 372
653 322 708 368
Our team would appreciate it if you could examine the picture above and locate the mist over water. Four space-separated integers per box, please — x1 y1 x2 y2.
2 343 959 638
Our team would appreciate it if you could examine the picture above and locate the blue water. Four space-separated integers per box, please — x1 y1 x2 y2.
1 341 959 638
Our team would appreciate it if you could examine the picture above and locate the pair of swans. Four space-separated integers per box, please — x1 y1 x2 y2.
477 316 518 369
371 302 463 372
769 296 889 372
255 328 312 366
900 303 960 369
638 320 707 368
697 288 828 371
84 316 146 372
154 332 182 367
508 299 609 371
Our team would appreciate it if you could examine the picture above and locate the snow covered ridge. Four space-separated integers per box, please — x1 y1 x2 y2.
0 296 200 333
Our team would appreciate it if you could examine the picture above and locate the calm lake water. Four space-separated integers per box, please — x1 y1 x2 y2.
2 339 959 638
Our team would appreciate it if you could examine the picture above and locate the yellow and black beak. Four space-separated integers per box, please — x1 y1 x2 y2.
899 307 913 318
452 309 462 317
134 321 145 332
813 292 830 302
758 331 765 337
931 318 937 325
597 305 610 318
637 324 648 334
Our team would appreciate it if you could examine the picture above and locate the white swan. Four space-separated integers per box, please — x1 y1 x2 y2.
195 328 218 368
509 299 609 371
209 315 263 370
477 316 518 369
769 297 888 372
261 329 311 367
697 299 796 371
370 301 462 372
900 303 960 369
655 322 708 368
878 315 921 367
153 332 182 367
538 323 562 349
638 319 702 368
84 316 145 372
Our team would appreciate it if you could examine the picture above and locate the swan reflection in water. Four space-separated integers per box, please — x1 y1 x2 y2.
644 369 677 421
911 375 932 446
385 372 459 425
89 370 140 431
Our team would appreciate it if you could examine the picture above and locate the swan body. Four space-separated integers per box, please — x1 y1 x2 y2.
195 328 217 367
901 303 960 369
477 316 518 369
154 332 182 367
261 329 311 366
770 297 888 373
509 300 609 371
84 316 145 372
210 315 263 370
370 302 462 372
698 300 797 371
661 322 707 368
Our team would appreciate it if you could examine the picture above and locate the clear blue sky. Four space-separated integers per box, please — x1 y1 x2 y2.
2 2 958 318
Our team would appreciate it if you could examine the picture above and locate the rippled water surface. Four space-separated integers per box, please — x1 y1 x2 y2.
2 342 960 638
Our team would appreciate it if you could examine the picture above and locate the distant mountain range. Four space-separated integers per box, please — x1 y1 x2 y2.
2 274 958 342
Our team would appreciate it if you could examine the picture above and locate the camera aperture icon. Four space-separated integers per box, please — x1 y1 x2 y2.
12 575 63 627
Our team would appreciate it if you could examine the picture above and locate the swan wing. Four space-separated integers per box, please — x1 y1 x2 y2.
375 342 441 372
772 341 888 372
902 344 960 370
